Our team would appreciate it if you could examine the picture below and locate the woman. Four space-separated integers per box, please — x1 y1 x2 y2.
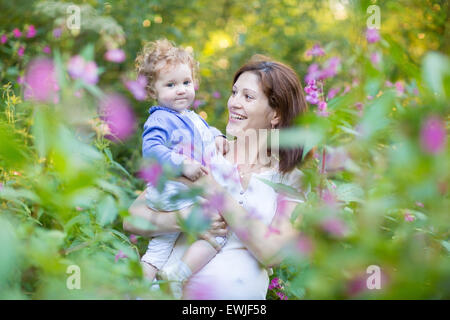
125 55 309 299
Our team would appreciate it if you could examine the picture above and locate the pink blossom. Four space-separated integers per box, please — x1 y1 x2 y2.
17 76 24 84
202 192 225 217
395 81 405 96
327 87 340 100
321 189 337 207
212 91 221 99
99 94 136 141
316 101 329 117
276 291 288 300
192 100 204 109
415 202 424 208
26 25 36 38
321 217 348 238
67 55 86 79
385 81 393 88
306 43 325 57
1 34 7 44
269 278 282 290
124 75 147 101
366 28 380 43
67 56 99 85
53 28 62 38
12 28 21 38
319 57 340 80
23 58 59 103
114 250 128 262
129 234 138 244
264 225 281 238
404 212 415 222
83 61 99 85
305 63 321 83
17 46 25 57
420 116 446 154
42 46 51 54
138 163 163 187
296 234 314 256
370 52 381 66
342 85 351 95
104 48 126 63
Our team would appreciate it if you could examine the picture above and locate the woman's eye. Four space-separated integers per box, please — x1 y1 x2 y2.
245 95 254 100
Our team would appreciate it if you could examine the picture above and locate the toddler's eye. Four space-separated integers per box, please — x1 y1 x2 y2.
231 89 237 96
167 83 175 88
183 80 191 85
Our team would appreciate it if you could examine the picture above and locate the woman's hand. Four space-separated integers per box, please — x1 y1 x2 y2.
199 211 228 250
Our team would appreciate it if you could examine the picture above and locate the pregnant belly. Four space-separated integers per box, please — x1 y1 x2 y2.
183 248 269 300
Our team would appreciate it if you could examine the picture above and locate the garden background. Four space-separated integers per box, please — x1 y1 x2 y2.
0 0 449 299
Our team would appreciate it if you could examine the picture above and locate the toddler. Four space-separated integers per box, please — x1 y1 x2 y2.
135 39 228 299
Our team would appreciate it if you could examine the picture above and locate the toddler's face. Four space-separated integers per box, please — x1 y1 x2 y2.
153 63 195 112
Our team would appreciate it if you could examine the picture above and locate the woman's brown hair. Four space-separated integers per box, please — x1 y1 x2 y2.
232 55 308 174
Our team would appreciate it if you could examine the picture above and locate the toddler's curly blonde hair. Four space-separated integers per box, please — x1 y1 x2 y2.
135 39 199 100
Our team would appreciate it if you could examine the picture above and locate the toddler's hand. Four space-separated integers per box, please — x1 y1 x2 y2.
215 136 229 156
182 158 208 181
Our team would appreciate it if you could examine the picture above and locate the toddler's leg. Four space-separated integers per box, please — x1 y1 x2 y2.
141 261 158 282
181 239 220 274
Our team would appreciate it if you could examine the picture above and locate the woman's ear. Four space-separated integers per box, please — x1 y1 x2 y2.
270 111 281 129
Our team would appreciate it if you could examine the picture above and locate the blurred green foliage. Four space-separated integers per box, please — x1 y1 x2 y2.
0 0 449 299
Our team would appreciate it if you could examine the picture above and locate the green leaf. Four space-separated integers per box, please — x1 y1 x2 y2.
97 195 118 226
257 177 305 201
335 183 364 203
422 51 450 100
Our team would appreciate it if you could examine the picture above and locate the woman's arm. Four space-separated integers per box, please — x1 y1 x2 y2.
123 190 188 237
202 175 301 268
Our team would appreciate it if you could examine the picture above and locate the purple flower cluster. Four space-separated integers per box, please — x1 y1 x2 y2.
67 55 99 85
306 43 325 57
304 79 322 105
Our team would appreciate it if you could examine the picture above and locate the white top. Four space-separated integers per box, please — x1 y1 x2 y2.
163 152 306 299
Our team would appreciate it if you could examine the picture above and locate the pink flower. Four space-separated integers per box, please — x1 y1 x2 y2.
420 116 446 154
99 94 136 141
415 201 424 208
12 28 21 38
321 189 338 207
26 25 37 38
296 234 314 256
385 81 393 88
264 225 281 238
276 291 288 300
67 55 86 79
212 91 221 99
202 192 225 217
114 250 128 263
67 55 99 85
83 61 99 85
1 34 7 44
395 81 405 96
342 85 351 95
124 75 147 101
192 99 204 109
319 57 340 80
138 163 163 187
129 234 138 244
17 46 25 57
104 48 126 63
370 52 381 66
305 63 321 83
404 212 415 222
321 217 348 238
53 28 62 38
17 76 24 84
327 87 340 100
306 43 325 57
316 101 329 117
269 278 282 290
366 28 380 43
23 58 59 103
42 46 51 54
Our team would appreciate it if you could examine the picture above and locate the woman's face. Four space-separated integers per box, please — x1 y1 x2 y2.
226 71 278 137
